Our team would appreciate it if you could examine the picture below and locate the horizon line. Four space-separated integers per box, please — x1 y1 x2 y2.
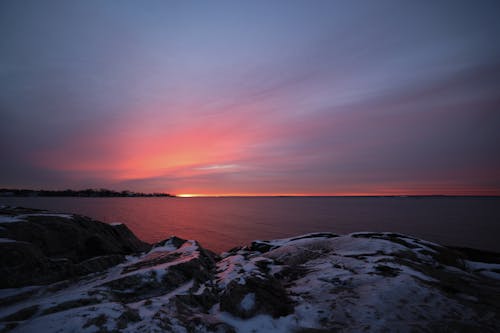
176 194 500 198
2 188 499 198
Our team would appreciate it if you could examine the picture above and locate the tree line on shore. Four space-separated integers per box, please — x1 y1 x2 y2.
0 188 174 197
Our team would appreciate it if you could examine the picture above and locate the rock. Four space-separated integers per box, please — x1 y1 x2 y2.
0 210 499 332
0 206 150 288
102 238 216 303
0 240 76 287
116 307 141 329
76 254 126 275
0 305 39 322
216 232 500 331
0 207 150 260
220 276 294 318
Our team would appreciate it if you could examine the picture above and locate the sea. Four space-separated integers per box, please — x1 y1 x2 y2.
1 196 499 253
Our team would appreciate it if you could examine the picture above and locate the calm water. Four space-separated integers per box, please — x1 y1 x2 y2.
1 197 499 253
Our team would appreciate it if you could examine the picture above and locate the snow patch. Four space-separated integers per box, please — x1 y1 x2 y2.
240 293 255 311
0 237 17 243
0 215 23 223
465 260 500 279
0 213 73 224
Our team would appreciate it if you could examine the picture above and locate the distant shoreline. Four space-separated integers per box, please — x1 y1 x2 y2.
0 188 174 198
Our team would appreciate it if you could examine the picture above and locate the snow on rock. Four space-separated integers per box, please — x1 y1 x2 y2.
0 238 17 243
240 293 255 311
0 216 23 223
0 234 218 333
0 212 74 224
465 260 500 279
102 238 216 303
0 213 499 333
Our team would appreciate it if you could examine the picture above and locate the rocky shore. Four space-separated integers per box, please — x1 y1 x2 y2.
1 206 499 332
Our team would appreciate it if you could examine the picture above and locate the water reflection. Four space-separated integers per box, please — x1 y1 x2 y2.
1 197 499 253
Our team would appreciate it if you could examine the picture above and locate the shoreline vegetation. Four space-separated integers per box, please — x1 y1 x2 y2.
0 188 174 198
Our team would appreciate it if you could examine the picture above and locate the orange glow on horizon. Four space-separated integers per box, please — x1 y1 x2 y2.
177 194 197 198
28 100 500 197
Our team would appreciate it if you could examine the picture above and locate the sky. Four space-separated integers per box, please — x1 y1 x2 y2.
1 0 500 196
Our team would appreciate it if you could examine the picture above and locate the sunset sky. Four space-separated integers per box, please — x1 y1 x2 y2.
1 0 500 196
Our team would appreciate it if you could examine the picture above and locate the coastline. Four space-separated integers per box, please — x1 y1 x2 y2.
1 207 499 332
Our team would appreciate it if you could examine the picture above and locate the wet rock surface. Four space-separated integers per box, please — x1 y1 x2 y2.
1 208 499 332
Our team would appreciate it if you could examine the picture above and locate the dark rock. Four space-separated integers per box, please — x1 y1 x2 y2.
180 314 236 333
274 264 310 281
0 207 149 261
103 272 167 302
153 236 187 250
76 254 126 275
41 298 100 315
208 322 236 333
249 241 277 253
373 264 401 277
0 305 39 322
0 241 76 287
116 307 141 329
449 246 500 264
83 313 108 329
0 206 150 288
173 286 220 314
220 276 294 319
226 245 244 254
288 232 338 242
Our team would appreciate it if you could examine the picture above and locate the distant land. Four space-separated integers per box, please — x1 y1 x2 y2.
0 188 174 197
0 189 497 198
